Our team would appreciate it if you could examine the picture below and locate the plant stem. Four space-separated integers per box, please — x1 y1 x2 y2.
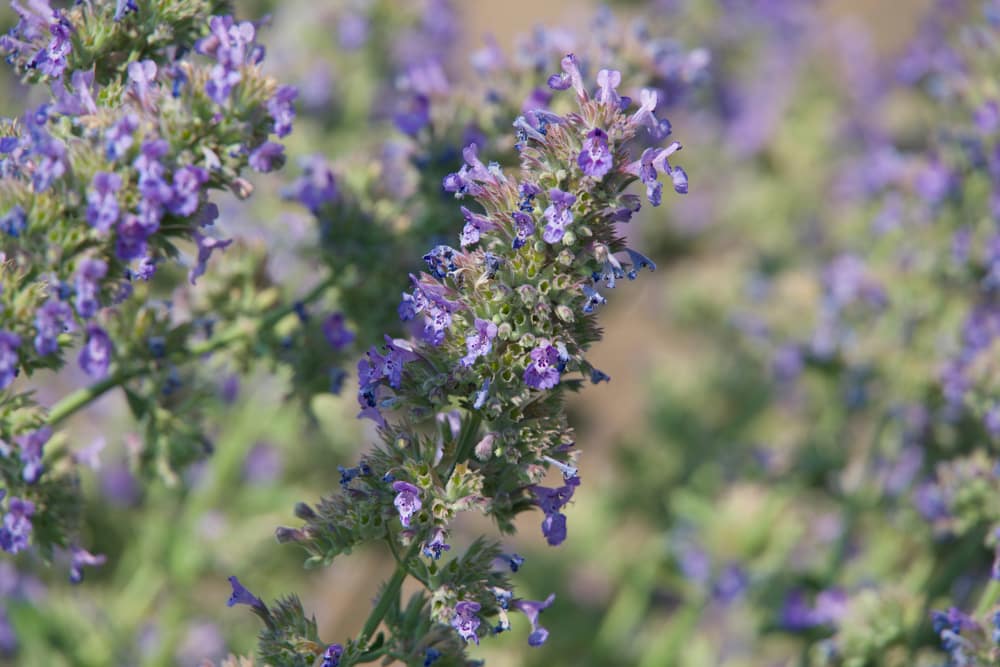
357 541 422 649
45 277 336 426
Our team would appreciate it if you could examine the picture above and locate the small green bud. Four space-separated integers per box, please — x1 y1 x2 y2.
556 304 575 323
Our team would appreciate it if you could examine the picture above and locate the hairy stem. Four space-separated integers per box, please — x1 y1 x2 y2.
46 276 336 426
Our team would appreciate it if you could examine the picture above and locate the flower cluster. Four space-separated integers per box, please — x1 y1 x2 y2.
230 53 689 665
0 0 296 575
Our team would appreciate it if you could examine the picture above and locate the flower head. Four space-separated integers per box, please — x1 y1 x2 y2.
392 481 422 527
451 600 482 644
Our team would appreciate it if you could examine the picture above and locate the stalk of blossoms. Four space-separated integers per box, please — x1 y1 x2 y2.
229 54 688 666
0 0 301 573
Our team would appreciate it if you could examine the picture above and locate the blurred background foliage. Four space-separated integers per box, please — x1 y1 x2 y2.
4 0 999 666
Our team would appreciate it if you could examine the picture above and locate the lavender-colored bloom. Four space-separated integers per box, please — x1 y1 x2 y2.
68 546 106 584
169 166 209 216
0 331 21 389
74 258 107 318
0 206 27 237
512 211 535 250
115 214 150 261
392 481 422 527
595 69 622 107
671 165 689 194
32 135 66 192
189 233 233 285
285 156 338 212
206 64 241 104
16 427 50 485
33 299 73 355
79 324 113 378
268 85 297 138
514 594 555 647
52 70 97 116
542 188 575 244
461 318 497 366
85 172 123 233
459 206 494 247
0 497 35 554
394 94 431 136
321 644 343 667
712 563 749 603
548 53 586 102
631 89 659 129
524 340 561 390
127 59 158 109
578 128 613 180
226 575 266 613
248 141 285 173
422 528 451 560
114 0 137 21
322 313 355 350
105 114 139 161
451 601 481 645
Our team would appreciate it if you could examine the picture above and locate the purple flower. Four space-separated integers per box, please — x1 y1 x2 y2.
0 497 35 554
0 206 27 237
451 601 481 645
127 59 158 109
0 331 21 389
79 324 113 378
394 94 431 137
32 136 66 192
541 188 575 244
189 233 233 285
595 69 621 107
34 299 73 355
268 85 298 138
512 211 535 250
226 575 267 613
630 89 659 129
625 142 683 206
524 340 561 390
548 54 586 102
392 481 422 527
532 474 580 546
248 142 285 173
206 64 241 104
514 594 555 647
16 427 50 485
86 172 123 233
422 528 451 560
461 318 497 366
105 114 139 161
74 258 108 318
459 206 495 247
578 128 613 180
114 0 137 21
321 644 343 667
781 588 847 630
285 156 337 212
52 70 97 116
169 165 209 216
115 214 150 261
322 313 355 350
68 546 106 584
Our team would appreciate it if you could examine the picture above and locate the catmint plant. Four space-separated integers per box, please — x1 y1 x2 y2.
0 0 298 569
228 55 688 666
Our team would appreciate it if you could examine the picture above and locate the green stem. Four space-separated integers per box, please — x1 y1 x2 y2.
357 541 422 648
46 277 335 426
